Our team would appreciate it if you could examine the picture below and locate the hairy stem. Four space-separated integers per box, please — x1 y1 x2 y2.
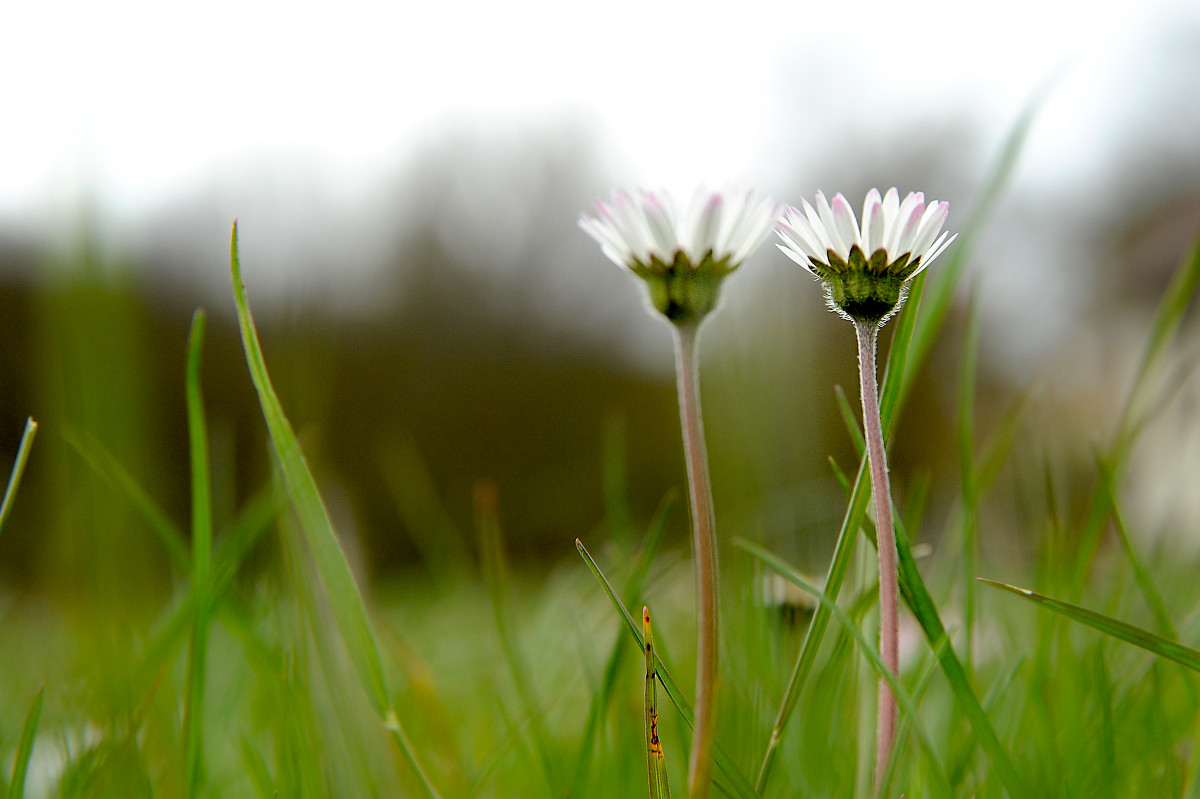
674 321 719 799
856 320 899 792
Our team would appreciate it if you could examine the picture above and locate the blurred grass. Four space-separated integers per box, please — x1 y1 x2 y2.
0 137 1198 799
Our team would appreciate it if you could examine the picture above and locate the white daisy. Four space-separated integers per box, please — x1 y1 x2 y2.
776 188 957 324
579 187 780 323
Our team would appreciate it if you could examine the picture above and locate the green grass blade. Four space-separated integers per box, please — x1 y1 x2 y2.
980 578 1200 672
575 539 759 799
957 293 982 671
735 539 953 799
1072 232 1200 588
755 456 868 791
643 606 671 799
377 431 471 586
1117 231 1200 455
603 411 635 545
571 490 676 795
61 426 191 573
1092 449 1177 639
7 687 44 799
833 385 865 453
474 480 560 794
230 221 389 713
183 310 214 799
229 222 442 798
903 90 1045 395
0 418 37 537
893 521 1032 797
1092 645 1118 799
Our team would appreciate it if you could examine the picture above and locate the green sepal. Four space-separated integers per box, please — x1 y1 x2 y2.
632 250 736 325
818 247 922 326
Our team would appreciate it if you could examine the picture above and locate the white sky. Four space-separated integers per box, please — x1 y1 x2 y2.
2 0 1193 219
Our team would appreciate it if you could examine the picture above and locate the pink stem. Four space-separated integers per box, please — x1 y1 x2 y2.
674 321 719 799
856 320 899 793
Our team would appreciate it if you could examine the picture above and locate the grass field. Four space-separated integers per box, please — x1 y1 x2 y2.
2 110 1200 798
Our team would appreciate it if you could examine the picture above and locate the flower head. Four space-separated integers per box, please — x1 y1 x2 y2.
776 188 957 325
580 188 780 324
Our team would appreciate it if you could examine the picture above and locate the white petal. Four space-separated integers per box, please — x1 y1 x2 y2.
727 193 779 263
909 200 950 259
776 242 820 275
916 231 957 273
640 191 679 259
881 187 900 234
813 191 848 256
801 198 835 255
686 191 724 259
892 193 926 256
862 190 885 254
861 188 882 227
778 210 828 261
831 193 862 255
579 215 630 262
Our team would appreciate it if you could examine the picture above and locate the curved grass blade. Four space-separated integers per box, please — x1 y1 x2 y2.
571 490 676 795
736 539 953 799
1072 232 1200 590
0 418 37 538
1092 449 1177 639
474 480 560 793
644 606 671 799
61 426 190 573
8 687 45 799
229 222 442 798
980 578 1200 672
575 539 759 799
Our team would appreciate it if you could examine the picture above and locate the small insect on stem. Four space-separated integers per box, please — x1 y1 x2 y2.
644 606 671 799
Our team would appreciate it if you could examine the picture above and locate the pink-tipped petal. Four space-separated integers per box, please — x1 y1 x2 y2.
831 193 862 253
863 195 885 255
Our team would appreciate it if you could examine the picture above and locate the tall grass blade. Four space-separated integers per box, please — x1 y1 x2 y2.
571 490 676 795
957 293 982 671
833 385 865 454
980 578 1200 672
229 222 442 798
61 426 190 573
230 221 388 709
474 480 560 794
735 539 953 799
1092 449 1177 638
643 606 671 799
0 418 37 537
903 90 1046 394
377 431 471 586
575 539 759 799
7 688 44 799
183 309 214 798
1072 231 1200 587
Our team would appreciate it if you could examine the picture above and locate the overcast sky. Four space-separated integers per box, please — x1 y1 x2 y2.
2 0 1195 219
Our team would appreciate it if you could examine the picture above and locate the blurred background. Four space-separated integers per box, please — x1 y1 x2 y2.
1 0 1199 610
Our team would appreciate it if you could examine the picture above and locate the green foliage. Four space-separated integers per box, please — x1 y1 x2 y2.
1 110 1199 799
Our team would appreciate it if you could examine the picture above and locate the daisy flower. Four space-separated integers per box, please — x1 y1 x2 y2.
776 188 956 325
580 188 780 324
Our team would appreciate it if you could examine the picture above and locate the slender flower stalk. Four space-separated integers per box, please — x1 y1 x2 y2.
672 318 719 794
580 187 779 799
776 188 955 791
